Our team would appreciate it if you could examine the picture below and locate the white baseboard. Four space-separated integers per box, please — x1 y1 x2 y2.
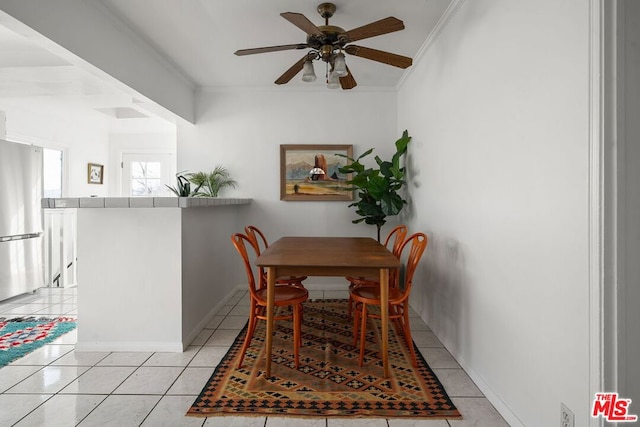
75 341 183 353
439 341 524 427
182 284 244 348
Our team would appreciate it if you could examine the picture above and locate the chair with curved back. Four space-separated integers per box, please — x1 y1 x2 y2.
245 225 307 288
345 225 408 318
350 232 428 367
231 232 309 369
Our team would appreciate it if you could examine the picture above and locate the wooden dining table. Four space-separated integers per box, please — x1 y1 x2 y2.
255 236 401 378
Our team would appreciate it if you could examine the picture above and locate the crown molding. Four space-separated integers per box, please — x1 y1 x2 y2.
197 85 397 94
397 0 467 90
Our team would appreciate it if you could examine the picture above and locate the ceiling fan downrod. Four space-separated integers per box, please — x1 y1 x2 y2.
317 2 336 25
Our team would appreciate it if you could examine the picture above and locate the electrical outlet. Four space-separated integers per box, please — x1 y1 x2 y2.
561 403 575 427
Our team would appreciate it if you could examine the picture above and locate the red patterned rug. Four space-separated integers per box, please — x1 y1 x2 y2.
187 299 461 419
0 317 77 368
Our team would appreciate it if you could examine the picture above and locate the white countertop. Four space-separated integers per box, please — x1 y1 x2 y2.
42 197 252 209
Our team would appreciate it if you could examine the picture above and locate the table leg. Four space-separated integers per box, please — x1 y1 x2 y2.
265 267 276 377
380 268 389 378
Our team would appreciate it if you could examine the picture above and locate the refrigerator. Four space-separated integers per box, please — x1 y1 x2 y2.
0 139 44 301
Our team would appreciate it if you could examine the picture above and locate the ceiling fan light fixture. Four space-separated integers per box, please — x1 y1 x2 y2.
333 52 348 77
302 59 317 82
327 71 340 89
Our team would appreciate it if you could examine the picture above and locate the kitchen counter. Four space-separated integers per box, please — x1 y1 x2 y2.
43 196 252 352
42 196 251 209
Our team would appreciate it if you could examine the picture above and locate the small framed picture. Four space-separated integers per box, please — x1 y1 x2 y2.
88 163 104 184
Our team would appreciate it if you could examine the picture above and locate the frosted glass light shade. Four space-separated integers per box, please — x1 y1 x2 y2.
327 71 340 89
333 53 348 77
302 60 317 82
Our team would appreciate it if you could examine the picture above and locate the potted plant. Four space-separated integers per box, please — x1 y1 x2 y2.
165 166 237 197
338 130 411 242
165 172 200 197
188 166 237 197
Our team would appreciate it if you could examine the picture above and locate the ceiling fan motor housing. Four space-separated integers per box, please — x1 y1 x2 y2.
307 26 348 62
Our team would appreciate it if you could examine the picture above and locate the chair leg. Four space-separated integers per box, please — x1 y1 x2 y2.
348 293 353 319
401 301 417 367
297 305 303 347
358 304 368 367
237 302 258 369
391 305 403 337
293 303 301 368
352 301 361 346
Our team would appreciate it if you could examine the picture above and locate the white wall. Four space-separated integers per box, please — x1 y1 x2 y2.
5 107 110 197
76 208 182 351
108 131 177 196
398 1 591 426
0 110 6 138
181 204 251 340
4 106 178 198
178 89 402 248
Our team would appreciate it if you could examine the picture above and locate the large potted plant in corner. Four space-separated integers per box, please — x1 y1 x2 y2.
338 130 411 242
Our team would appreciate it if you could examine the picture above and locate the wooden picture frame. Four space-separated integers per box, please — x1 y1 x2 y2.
280 144 353 201
88 163 104 184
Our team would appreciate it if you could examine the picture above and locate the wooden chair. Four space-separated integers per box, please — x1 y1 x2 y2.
245 225 307 288
231 232 308 369
346 225 408 318
350 232 428 367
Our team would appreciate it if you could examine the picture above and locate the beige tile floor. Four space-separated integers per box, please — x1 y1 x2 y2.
0 287 509 427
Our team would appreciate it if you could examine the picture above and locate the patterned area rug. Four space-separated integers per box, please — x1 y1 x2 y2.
0 317 77 368
187 299 461 419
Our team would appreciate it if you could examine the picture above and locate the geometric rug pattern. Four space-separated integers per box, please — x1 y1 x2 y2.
0 317 77 368
187 299 461 419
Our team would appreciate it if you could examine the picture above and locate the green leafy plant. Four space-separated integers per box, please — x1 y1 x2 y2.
189 166 238 197
338 130 411 242
166 172 200 197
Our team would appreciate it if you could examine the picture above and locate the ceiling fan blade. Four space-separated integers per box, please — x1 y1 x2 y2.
344 17 405 42
345 45 412 68
280 12 324 36
234 44 308 56
275 55 307 85
340 66 357 90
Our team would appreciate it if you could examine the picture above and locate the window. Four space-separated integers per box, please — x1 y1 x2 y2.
121 153 174 196
130 161 162 196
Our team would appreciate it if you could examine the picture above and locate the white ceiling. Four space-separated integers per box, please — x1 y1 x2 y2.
0 0 452 131
0 18 173 133
99 0 452 89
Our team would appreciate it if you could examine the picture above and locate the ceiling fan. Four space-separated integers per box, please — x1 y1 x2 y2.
234 2 413 90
